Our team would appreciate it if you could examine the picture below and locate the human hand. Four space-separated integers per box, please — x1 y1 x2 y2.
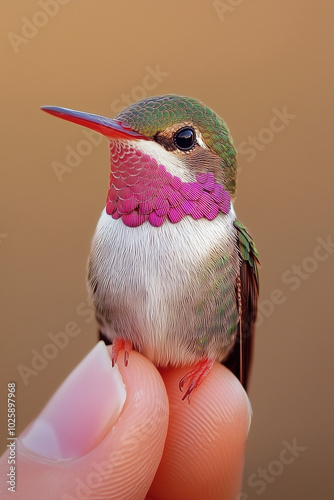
0 342 251 499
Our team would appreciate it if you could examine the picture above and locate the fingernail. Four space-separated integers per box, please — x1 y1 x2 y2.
21 341 126 459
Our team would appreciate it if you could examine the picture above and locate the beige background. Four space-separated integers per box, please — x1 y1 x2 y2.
1 1 333 498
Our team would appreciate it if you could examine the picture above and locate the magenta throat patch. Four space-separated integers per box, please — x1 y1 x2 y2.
106 142 231 227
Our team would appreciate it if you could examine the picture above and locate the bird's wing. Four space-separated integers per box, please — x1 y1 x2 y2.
222 220 259 391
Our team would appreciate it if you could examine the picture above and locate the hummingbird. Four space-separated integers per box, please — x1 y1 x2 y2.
42 95 259 400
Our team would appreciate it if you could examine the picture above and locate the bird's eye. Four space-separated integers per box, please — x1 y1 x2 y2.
174 127 196 151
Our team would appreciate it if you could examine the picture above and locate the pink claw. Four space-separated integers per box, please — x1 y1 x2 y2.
179 358 214 402
111 338 132 367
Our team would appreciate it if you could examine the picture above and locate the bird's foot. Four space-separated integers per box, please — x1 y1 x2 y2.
111 338 132 367
179 358 214 402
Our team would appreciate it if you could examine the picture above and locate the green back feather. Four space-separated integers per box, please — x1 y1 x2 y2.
234 220 259 284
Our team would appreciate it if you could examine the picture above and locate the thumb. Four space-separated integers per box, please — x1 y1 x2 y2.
0 343 169 500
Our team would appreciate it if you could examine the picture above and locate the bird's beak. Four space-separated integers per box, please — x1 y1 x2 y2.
41 106 149 141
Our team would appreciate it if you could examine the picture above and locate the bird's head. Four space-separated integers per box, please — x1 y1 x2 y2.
42 95 237 227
